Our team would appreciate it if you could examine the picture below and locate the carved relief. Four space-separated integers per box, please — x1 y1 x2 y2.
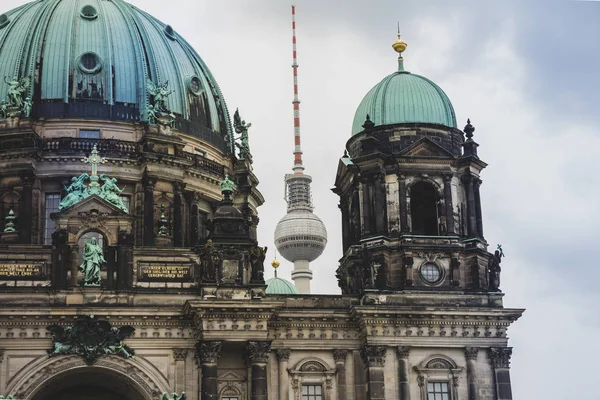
276 348 291 362
488 347 512 369
360 345 386 367
245 341 271 364
195 341 222 364
333 349 348 363
397 346 411 359
172 348 188 361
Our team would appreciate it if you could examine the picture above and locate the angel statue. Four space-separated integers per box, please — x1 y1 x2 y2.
104 326 136 358
80 236 105 286
160 392 186 400
4 76 30 108
59 173 90 211
233 108 251 160
146 79 175 126
99 174 128 213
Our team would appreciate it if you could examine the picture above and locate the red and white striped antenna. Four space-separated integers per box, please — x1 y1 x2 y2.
291 5 304 174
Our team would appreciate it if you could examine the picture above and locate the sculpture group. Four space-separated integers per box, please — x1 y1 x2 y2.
0 76 32 120
47 315 135 365
59 172 128 213
147 79 176 127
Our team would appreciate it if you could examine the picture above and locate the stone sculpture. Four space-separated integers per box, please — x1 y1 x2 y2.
249 245 267 282
47 315 135 365
199 239 221 282
99 174 128 213
3 208 16 233
59 173 90 211
79 237 105 286
147 80 176 127
157 204 170 237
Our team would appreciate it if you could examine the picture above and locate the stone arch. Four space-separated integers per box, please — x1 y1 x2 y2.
75 225 115 247
289 357 336 399
293 357 331 372
422 354 458 370
406 177 444 235
7 355 169 400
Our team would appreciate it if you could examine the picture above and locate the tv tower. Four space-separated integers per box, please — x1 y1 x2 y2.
274 5 327 294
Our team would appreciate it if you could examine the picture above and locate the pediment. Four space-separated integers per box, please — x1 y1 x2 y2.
399 137 455 158
218 370 245 381
55 194 129 219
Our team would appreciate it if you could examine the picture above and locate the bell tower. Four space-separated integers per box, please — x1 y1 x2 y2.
333 34 522 400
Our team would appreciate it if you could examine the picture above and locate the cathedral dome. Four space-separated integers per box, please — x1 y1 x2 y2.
265 276 299 295
0 0 232 143
351 70 457 135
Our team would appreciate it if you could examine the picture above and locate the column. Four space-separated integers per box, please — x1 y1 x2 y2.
173 348 188 394
19 173 34 244
340 200 350 251
117 232 133 289
70 245 79 287
397 175 409 233
106 246 117 289
51 230 68 289
474 179 484 238
276 348 291 400
488 347 513 400
360 345 386 400
360 180 373 235
465 347 480 400
396 346 411 400
173 182 185 247
196 341 222 400
143 175 156 246
461 175 477 237
373 174 387 234
189 200 199 247
246 341 272 400
334 350 349 400
443 174 455 235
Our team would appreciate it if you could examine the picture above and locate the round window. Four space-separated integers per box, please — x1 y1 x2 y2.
0 14 10 29
164 25 176 40
78 52 102 74
188 76 202 96
420 263 442 284
80 5 98 20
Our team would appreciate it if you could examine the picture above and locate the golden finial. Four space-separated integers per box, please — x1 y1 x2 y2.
271 251 281 278
392 23 407 54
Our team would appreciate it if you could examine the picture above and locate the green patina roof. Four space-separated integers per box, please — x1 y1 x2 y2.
0 0 233 144
265 276 298 295
351 69 457 135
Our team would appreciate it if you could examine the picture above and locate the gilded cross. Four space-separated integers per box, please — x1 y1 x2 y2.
82 145 107 177
82 145 107 194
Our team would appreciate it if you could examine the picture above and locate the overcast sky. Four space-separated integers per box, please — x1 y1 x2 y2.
4 0 600 398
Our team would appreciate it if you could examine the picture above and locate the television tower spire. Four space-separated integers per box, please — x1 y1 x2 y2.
274 5 327 294
291 4 304 174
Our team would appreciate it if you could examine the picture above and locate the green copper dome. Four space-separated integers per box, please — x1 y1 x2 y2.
351 70 457 135
0 0 232 145
266 276 299 295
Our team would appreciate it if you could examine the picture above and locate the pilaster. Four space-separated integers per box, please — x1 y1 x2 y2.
488 347 513 400
360 345 386 400
396 346 411 400
465 347 480 400
276 348 291 400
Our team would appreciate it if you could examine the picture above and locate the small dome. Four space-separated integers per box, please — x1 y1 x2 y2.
265 276 299 295
274 210 327 263
351 71 456 135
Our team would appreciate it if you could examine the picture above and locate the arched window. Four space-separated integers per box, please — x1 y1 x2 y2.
414 355 463 400
410 182 439 235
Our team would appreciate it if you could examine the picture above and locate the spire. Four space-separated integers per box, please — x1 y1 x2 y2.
291 5 304 174
392 25 407 72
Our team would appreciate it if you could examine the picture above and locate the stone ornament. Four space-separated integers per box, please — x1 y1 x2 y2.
276 348 291 362
245 341 272 364
46 315 135 365
172 348 188 361
396 346 411 359
146 80 175 127
195 341 222 364
488 347 512 369
160 392 186 400
3 208 16 233
464 347 479 361
333 349 348 363
80 237 105 286
360 345 387 367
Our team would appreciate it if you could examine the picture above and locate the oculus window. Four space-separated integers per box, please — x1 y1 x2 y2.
420 263 442 284
78 52 103 74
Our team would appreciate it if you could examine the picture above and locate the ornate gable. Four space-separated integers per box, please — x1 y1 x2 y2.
399 137 455 158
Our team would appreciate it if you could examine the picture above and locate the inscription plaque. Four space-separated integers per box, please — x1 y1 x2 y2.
0 262 45 280
138 262 193 282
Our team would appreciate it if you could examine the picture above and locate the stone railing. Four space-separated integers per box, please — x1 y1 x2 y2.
43 137 137 155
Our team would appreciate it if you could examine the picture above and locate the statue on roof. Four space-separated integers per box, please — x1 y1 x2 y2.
488 244 505 291
99 175 128 213
59 173 90 211
0 76 31 120
233 108 252 161
147 80 176 127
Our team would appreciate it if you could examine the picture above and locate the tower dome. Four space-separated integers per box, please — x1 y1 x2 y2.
351 35 456 135
0 0 232 147
265 276 299 295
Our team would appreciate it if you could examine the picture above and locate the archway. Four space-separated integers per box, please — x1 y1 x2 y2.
30 365 149 400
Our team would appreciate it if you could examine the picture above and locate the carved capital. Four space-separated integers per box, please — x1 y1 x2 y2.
360 345 386 368
461 174 474 185
443 173 453 183
173 348 188 361
396 346 411 359
276 348 291 362
488 347 512 369
20 172 35 187
173 182 186 194
333 349 348 363
142 175 157 190
465 347 479 361
195 341 222 364
0 348 4 362
246 341 272 364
